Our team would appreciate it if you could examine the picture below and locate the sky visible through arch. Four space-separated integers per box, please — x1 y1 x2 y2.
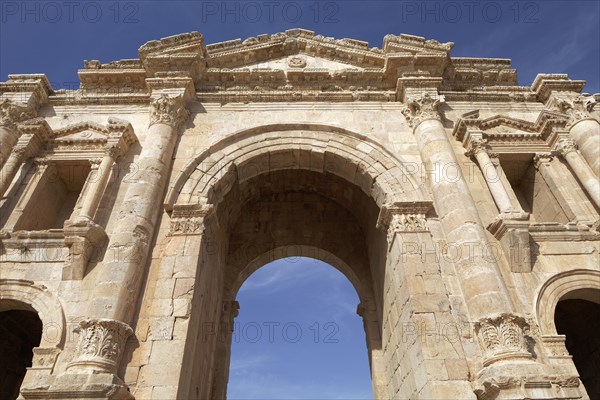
228 257 373 399
1 1 599 398
1 1 599 93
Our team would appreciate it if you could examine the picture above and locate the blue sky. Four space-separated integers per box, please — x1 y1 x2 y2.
1 1 599 92
2 1 599 398
228 258 372 399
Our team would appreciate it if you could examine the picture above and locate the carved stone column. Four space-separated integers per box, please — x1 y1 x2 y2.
0 118 48 198
465 137 514 214
88 93 189 322
0 145 29 198
402 93 514 320
553 138 600 207
401 93 540 397
534 153 597 224
77 150 116 222
549 93 599 177
0 98 36 169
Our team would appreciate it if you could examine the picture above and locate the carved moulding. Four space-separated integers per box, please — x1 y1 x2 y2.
376 201 432 249
168 202 216 236
474 374 580 400
67 318 133 374
452 109 568 153
487 214 532 273
475 313 533 367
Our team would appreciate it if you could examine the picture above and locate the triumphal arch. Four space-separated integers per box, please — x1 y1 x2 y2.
1 30 599 399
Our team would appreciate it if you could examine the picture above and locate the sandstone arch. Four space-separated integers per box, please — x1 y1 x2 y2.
0 279 65 348
167 124 429 399
536 269 600 336
165 123 428 210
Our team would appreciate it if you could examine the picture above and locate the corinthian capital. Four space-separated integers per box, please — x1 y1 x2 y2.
0 98 36 129
465 137 490 157
548 94 596 127
67 319 133 374
475 313 533 366
149 94 189 129
401 93 444 129
553 138 578 157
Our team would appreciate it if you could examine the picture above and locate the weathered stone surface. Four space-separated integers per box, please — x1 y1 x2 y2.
1 30 599 400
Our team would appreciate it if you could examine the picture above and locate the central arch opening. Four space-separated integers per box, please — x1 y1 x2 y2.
173 127 425 399
227 257 373 399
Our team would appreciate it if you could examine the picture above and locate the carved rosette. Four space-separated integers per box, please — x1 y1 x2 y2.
149 94 189 129
68 319 133 374
401 93 444 129
0 98 36 129
548 94 596 127
552 138 578 157
475 313 533 366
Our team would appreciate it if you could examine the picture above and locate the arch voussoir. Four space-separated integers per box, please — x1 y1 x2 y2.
166 124 427 210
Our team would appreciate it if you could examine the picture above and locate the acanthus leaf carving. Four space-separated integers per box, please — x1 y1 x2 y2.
401 93 444 129
465 137 490 157
149 94 189 129
475 313 533 366
552 137 578 157
68 318 133 374
548 94 596 127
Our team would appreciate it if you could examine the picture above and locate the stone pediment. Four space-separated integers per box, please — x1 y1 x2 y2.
453 110 569 152
14 118 137 160
218 54 367 72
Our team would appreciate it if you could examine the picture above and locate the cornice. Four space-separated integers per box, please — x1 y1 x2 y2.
452 109 568 153
2 31 590 107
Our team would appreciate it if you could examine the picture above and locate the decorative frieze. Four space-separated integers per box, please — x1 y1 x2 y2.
68 318 133 374
401 93 444 128
169 203 215 236
475 313 533 366
377 202 432 248
149 94 189 129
